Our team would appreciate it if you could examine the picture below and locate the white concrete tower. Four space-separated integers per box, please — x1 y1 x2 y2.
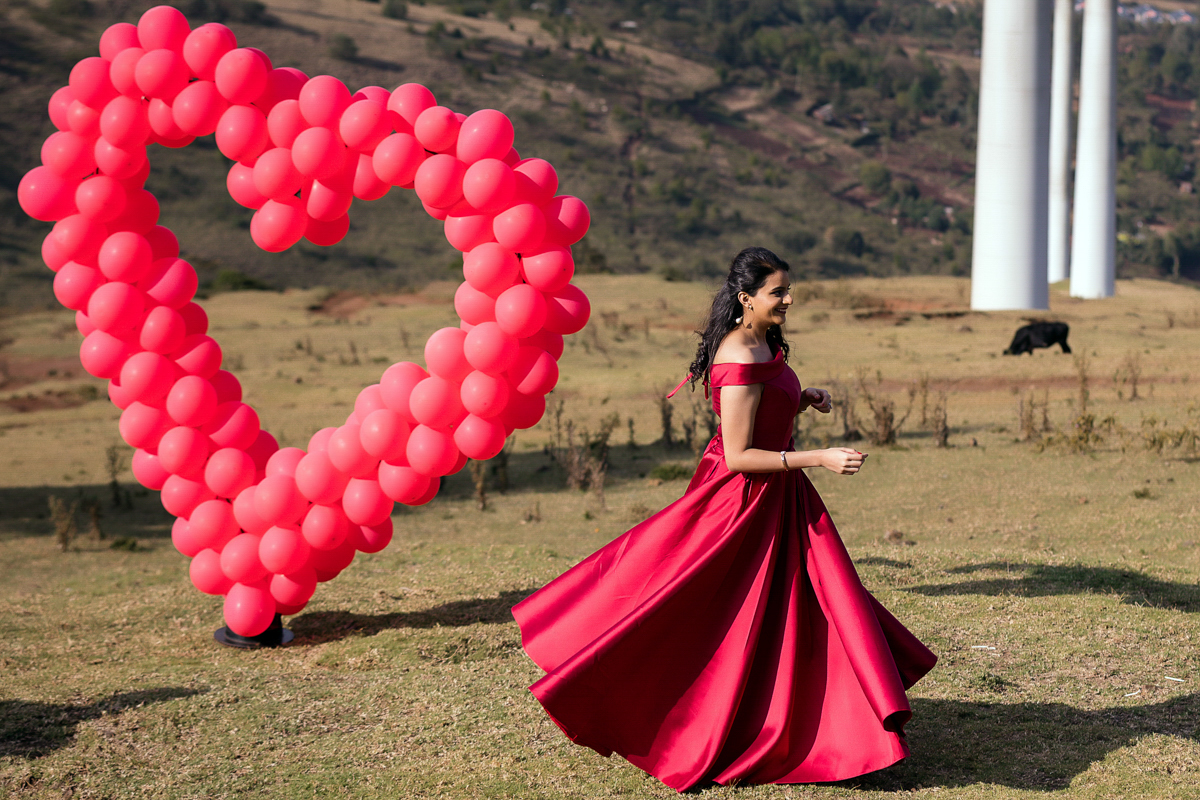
1047 0 1075 284
971 0 1054 311
1070 0 1117 299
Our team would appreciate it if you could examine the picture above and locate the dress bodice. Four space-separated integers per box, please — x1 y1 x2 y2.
709 349 801 451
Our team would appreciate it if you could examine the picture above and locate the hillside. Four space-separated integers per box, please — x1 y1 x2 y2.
1 0 1199 310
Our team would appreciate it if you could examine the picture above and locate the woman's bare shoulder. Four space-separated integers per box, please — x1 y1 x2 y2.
712 334 757 366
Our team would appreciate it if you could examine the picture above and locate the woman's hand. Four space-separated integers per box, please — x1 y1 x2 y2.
802 387 832 414
820 448 866 475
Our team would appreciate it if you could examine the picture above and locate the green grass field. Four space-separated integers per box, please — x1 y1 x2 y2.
4 275 1200 798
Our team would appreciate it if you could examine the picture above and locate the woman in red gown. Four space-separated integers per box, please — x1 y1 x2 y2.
513 247 937 791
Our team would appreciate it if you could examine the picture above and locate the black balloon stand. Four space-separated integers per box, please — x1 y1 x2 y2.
214 613 294 649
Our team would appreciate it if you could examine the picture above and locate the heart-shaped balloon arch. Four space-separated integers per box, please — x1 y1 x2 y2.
18 6 592 638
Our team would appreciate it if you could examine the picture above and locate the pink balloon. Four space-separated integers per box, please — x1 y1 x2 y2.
75 175 126 222
266 99 309 148
119 351 176 404
443 212 495 253
205 447 256 498
379 361 428 422
172 81 228 136
167 374 218 426
342 477 393 527
265 447 306 478
131 447 170 490
304 214 349 247
454 414 507 460
521 245 575 293
146 98 186 143
53 215 108 265
259 524 311 574
454 281 496 325
18 166 79 221
110 47 146 97
414 154 466 209
215 104 269 163
48 86 76 132
119 401 172 450
349 517 393 554
147 225 180 260
406 424 460 477
177 303 208 338
544 195 591 246
222 533 268 584
378 462 434 505
463 321 519 375
108 188 159 235
137 5 191 52
353 153 389 201
292 126 346 181
86 282 144 336
210 368 241 403
301 503 349 550
41 131 97 180
100 22 141 61
173 334 222 378
310 536 356 579
460 370 511 419
462 159 515 214
327 423 378 477
67 100 101 138
256 67 308 112
190 549 233 595
183 23 237 81
227 162 268 209
372 133 425 186
161 474 216 518
409 376 467 430
43 234 71 272
354 384 387 418
233 485 270 535
544 283 592 335
464 242 520 296
513 158 558 206
134 49 189 100
504 388 546 430
253 147 304 200
308 427 336 453
457 109 515 165
305 180 352 222
414 106 461 152
69 57 117 109
388 83 436 128
98 231 153 283
422 199 449 221
494 284 548 338
298 75 352 128
223 581 276 637
294 450 349 504
509 346 559 396
359 409 410 462
424 327 471 382
245 429 279 469
107 373 136 407
204 401 261 450
215 48 269 105
157 425 210 478
254 473 307 526
339 99 390 152
188 498 240 550
251 197 308 252
95 138 148 180
269 567 316 607
171 517 204 557
493 203 546 253
80 329 133 379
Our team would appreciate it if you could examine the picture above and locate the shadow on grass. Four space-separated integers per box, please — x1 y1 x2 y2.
0 687 202 759
904 562 1200 613
846 693 1200 791
0 484 173 541
289 588 537 643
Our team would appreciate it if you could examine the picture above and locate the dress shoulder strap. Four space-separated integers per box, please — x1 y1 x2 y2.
709 350 785 388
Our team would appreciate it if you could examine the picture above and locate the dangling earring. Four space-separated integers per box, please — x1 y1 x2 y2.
743 303 753 328
734 315 743 324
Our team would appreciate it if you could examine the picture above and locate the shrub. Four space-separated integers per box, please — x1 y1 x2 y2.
649 463 692 481
858 160 892 195
328 33 359 61
382 0 407 17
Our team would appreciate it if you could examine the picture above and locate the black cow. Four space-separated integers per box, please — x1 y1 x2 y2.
1004 321 1071 355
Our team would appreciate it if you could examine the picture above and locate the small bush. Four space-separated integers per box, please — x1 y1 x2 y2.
858 160 892 195
649 463 692 481
382 0 407 17
328 33 359 61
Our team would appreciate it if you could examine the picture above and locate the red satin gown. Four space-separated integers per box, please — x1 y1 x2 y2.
512 350 937 791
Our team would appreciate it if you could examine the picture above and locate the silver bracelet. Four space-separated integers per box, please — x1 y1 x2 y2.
780 450 789 471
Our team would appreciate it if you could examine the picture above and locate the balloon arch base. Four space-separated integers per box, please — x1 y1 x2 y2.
213 613 294 649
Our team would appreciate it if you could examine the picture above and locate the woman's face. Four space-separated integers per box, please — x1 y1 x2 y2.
749 270 792 327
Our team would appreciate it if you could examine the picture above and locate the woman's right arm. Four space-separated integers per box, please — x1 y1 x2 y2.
720 385 866 474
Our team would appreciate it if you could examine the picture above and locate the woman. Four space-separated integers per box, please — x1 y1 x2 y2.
513 247 936 791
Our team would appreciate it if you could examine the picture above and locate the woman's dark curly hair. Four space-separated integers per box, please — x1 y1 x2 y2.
687 247 790 390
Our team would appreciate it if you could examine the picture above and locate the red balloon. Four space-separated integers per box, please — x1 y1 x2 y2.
424 327 471 382
414 154 466 209
131 448 170 490
410 376 467 430
414 105 461 152
463 321 519 375
504 387 546 430
251 197 308 252
354 384 386 418
215 104 269 163
140 257 198 308
48 86 76 132
513 158 559 206
108 187 160 235
493 202 546 253
339 99 390 152
205 447 256 498
457 109 515 165
349 517 393 554
454 280 497 326
327 423 378 477
172 334 222 379
110 47 146 97
210 368 241 403
301 503 349 550
298 75 352 128
172 81 228 136
43 233 71 272
41 131 97 180
266 98 309 148
69 57 117 109
342 477 393 527
137 5 191 52
98 231 153 282
100 22 141 61
265 447 306 478
119 350 176 404
222 533 268 584
190 548 233 595
167 373 219 426
223 581 276 637
232 485 269 535
406 424 460 477
544 195 591 246
352 153 390 201
454 414 507 460
147 225 179 260
252 147 304 200
521 244 575 293
462 159 515 214
183 23 237 81
544 283 592 335
509 346 559 395
259 524 311 574
372 133 425 186
379 361 428 422
444 213 496 254
52 214 108 265
134 49 189 100
269 566 316 607
227 162 267 210
157 425 210 478
294 450 349 504
245 429 278 469
378 462 434 505
80 329 134 379
119 401 172 450
215 48 269 105
203 401 261 451
304 214 349 247
67 100 101 138
359 409 410 462
310 535 356 579
75 175 127 222
307 427 336 453
254 473 307 526
147 98 188 143
86 282 143 337
19 166 79 222
161 474 215 518
292 126 346 181
460 370 511 419
189 499 240 551
305 180 352 222
256 67 308 113
494 283 548 338
387 82 436 128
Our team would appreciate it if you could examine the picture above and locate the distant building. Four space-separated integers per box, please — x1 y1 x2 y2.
1079 2 1196 24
